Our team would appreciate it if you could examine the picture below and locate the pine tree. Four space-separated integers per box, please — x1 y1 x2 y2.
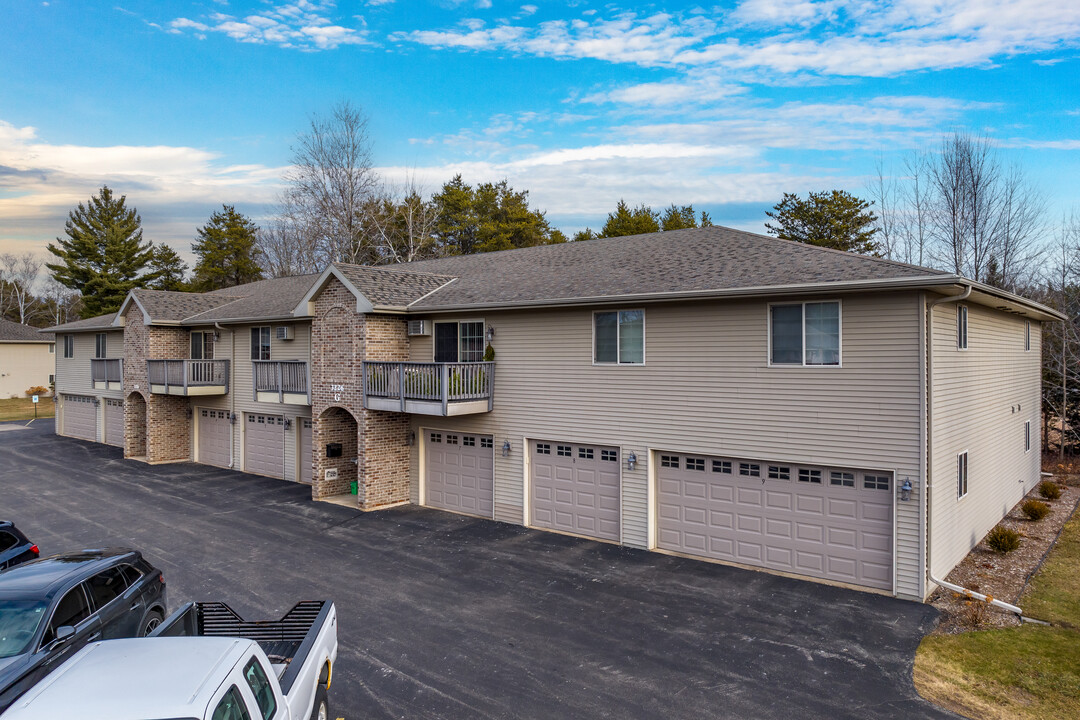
660 204 699 231
765 190 879 254
46 186 155 317
599 200 661 237
148 244 189 291
432 176 565 254
191 205 264 290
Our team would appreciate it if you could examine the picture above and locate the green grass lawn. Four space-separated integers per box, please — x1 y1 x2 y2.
915 510 1080 720
0 396 55 422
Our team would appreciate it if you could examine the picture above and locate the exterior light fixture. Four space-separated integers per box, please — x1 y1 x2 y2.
284 418 292 430
228 412 237 425
627 451 637 471
186 407 193 419
486 327 495 343
900 478 912 502
502 439 511 457
407 431 415 447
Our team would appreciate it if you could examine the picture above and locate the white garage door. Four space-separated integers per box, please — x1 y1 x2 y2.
244 413 284 479
62 395 97 442
531 441 620 542
425 431 494 517
103 399 124 447
198 409 231 468
298 418 313 484
657 453 893 591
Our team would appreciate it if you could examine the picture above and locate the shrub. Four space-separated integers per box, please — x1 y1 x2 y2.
986 526 1022 553
25 386 48 397
960 599 988 628
1038 480 1062 501
1021 499 1050 521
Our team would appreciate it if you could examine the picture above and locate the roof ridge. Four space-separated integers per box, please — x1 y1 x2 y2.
334 262 458 280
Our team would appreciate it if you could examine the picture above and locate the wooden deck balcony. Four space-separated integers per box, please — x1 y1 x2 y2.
362 361 494 416
147 359 229 396
90 358 123 391
253 360 310 405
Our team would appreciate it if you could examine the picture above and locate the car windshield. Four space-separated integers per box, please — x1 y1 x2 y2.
0 599 48 657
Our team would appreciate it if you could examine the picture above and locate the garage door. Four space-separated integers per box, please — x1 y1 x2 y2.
657 453 893 590
531 441 620 542
198 409 231 468
298 418 313 484
103 399 124 447
62 394 97 442
425 431 494 517
244 413 284 479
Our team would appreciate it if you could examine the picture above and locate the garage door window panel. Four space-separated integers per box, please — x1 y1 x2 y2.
594 310 644 365
770 301 841 366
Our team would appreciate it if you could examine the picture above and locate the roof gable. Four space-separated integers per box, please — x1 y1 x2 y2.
292 264 457 316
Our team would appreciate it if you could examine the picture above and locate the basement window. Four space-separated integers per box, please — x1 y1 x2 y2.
957 451 969 498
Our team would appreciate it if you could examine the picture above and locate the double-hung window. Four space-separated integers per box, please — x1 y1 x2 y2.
594 310 644 364
957 451 969 499
957 306 968 350
191 331 214 360
770 301 840 366
63 335 74 358
434 321 485 363
250 327 271 361
94 333 107 359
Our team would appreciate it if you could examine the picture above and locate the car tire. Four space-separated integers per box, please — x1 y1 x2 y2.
141 610 164 637
309 685 329 720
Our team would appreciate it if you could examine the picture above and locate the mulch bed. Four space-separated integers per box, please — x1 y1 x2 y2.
928 473 1080 635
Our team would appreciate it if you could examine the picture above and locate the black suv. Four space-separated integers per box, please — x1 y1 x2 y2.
0 522 38 571
0 548 167 711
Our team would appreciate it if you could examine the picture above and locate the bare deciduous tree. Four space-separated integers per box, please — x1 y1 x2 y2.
366 175 440 265
39 276 80 326
0 252 43 324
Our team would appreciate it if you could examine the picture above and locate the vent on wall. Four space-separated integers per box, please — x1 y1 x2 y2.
407 320 429 336
275 326 294 341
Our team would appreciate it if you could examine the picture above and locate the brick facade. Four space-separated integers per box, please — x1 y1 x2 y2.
310 277 411 508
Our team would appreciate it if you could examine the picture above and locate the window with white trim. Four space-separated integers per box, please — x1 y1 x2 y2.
63 335 73 358
770 301 840 366
957 451 968 498
1025 320 1031 351
594 310 644 364
1025 421 1031 452
957 306 968 350
49 343 54 354
434 321 485 363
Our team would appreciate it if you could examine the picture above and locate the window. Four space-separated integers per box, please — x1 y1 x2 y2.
768 465 790 481
864 474 890 490
243 658 277 720
830 471 855 487
739 462 760 477
579 447 594 460
601 449 617 461
770 302 840 366
798 468 822 484
557 445 571 457
594 310 645 364
212 686 252 720
686 457 705 471
86 567 128 610
117 563 144 588
446 434 458 445
957 451 969 498
1025 421 1031 452
250 327 271 361
49 343 54 354
49 374 54 385
536 443 551 455
712 460 732 474
1025 320 1031 351
463 436 475 447
957 306 968 350
430 433 441 443
480 437 493 449
63 335 73 358
94 333 107 359
434 321 485 363
0 531 17 552
43 587 91 645
191 331 214 360
660 455 679 468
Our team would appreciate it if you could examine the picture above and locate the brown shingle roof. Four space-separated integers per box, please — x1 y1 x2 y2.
130 289 236 323
184 274 321 323
43 313 118 333
0 318 54 342
332 265 457 308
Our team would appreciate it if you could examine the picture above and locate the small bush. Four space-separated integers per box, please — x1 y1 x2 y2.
24 386 48 397
1038 481 1062 501
960 599 988 628
986 526 1022 553
1022 499 1050 521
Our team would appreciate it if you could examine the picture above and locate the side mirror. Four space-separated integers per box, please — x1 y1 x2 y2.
51 626 76 647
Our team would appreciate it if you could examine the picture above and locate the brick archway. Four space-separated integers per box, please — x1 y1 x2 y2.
314 406 358 499
125 392 147 458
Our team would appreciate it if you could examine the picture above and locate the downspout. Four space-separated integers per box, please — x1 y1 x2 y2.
924 285 1022 615
216 322 236 469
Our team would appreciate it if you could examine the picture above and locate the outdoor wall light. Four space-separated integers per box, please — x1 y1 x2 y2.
627 451 637 472
186 407 193 419
228 412 237 425
406 431 415 447
284 418 292 430
486 327 496 343
900 478 913 502
502 439 511 457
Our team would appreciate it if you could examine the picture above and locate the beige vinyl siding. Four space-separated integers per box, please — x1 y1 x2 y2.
407 291 924 599
0 342 55 399
928 300 1042 589
53 329 125 443
190 322 312 481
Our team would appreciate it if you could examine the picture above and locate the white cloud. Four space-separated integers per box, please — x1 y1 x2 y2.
520 5 538 16
167 1 369 50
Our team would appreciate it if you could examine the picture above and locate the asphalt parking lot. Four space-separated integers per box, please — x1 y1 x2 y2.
0 421 957 719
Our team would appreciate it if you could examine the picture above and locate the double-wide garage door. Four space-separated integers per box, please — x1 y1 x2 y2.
245 413 284 479
531 441 620 542
62 394 96 442
657 453 893 590
425 431 494 518
198 409 231 468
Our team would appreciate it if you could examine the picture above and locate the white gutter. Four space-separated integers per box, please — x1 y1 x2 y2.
923 285 1023 615
215 322 236 469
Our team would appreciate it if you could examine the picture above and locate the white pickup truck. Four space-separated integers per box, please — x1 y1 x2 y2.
0 600 337 720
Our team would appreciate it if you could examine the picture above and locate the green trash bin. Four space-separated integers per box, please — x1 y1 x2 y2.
350 481 358 495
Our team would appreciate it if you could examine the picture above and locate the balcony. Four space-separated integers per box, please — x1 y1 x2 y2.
147 359 229 396
362 361 494 416
253 360 310 405
91 358 123 390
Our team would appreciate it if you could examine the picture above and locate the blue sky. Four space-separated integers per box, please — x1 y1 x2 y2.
2 0 1079 259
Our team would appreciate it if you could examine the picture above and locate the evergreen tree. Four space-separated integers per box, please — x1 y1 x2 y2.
572 228 598 242
599 200 661 237
432 175 565 254
765 190 879 254
191 205 264 290
661 204 699 231
46 186 155 316
699 211 714 227
148 244 189 291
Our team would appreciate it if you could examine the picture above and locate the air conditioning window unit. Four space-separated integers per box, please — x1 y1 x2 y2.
275 326 294 341
407 320 429 336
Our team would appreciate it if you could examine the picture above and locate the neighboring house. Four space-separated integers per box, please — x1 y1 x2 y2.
0 318 54 399
44 226 1063 602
